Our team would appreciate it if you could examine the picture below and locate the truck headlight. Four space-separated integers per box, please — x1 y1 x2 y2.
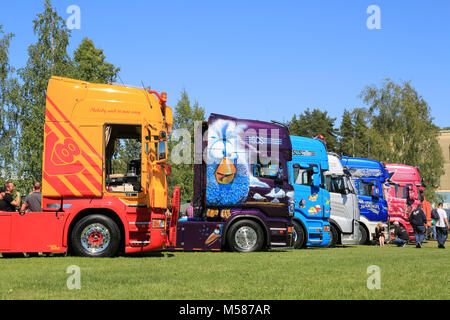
152 219 165 229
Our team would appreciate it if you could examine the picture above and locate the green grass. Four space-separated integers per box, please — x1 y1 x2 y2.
0 241 449 300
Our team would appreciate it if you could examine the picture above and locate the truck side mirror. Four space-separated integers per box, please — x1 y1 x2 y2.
275 166 284 184
372 186 379 198
312 173 320 187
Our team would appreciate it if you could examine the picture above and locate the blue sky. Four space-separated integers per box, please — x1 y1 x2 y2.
1 0 449 128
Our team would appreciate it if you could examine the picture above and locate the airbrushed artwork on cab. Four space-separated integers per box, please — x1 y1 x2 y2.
297 192 329 217
205 224 224 246
206 118 250 206
205 117 292 209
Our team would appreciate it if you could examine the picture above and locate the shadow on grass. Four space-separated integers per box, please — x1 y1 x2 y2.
122 252 175 258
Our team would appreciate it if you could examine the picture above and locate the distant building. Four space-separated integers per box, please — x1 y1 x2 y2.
436 130 450 208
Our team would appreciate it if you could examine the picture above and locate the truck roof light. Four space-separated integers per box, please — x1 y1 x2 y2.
315 134 326 142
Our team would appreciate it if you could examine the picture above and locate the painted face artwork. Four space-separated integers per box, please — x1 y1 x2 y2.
206 119 251 206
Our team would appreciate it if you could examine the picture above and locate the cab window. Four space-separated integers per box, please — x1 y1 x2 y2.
325 176 346 194
293 166 314 186
105 124 142 193
253 162 280 180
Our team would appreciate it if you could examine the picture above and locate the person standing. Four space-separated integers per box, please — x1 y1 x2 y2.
5 181 21 210
0 187 16 212
435 203 449 249
409 204 427 248
20 182 42 212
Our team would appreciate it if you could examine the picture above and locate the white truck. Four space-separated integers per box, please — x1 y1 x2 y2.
324 153 362 246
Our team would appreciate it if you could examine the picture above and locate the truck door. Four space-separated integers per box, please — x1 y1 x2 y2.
144 124 168 209
326 175 353 233
291 163 324 218
356 178 381 222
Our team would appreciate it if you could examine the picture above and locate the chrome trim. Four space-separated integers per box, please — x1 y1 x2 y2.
270 228 287 231
271 242 288 246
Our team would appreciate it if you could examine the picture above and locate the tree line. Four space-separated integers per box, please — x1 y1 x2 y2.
0 0 444 203
288 80 445 202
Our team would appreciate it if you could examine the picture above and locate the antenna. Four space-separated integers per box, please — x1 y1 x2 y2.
270 120 290 133
117 74 125 86
141 81 153 109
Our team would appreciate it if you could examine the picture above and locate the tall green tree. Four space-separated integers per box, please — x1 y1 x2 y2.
16 0 75 186
338 109 355 156
0 24 17 184
73 37 120 83
351 108 371 158
360 79 444 201
168 89 205 201
288 108 339 152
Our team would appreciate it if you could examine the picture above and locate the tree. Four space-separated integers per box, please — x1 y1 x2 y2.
168 89 205 201
351 108 371 158
288 108 339 152
360 79 444 201
338 109 355 156
73 37 120 83
16 0 75 187
0 24 17 185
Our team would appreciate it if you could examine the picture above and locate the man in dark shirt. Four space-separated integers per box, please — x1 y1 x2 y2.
0 187 16 212
389 222 409 247
409 204 427 248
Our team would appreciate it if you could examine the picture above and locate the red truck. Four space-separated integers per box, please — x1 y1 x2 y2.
384 163 427 241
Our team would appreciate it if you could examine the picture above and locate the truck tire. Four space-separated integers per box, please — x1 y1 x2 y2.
359 224 369 245
226 219 264 252
293 221 306 249
71 214 121 257
328 224 339 247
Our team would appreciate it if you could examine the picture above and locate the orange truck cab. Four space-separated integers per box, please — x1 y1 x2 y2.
0 76 180 257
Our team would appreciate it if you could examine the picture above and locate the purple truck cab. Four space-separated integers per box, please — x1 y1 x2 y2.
171 114 294 252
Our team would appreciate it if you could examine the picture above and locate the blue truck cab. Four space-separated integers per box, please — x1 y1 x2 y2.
340 156 390 244
288 136 331 248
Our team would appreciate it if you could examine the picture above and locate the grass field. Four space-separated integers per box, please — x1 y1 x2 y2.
0 241 449 300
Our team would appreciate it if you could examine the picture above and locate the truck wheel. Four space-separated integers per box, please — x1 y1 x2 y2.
359 225 369 245
293 221 306 249
226 219 264 252
71 214 121 257
328 225 339 247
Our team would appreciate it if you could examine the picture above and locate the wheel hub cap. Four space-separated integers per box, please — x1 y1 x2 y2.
234 226 257 250
81 223 111 253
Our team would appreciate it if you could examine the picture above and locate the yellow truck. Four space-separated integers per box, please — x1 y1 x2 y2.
0 76 180 257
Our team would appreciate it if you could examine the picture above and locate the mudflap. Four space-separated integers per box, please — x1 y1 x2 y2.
173 220 224 251
166 186 181 248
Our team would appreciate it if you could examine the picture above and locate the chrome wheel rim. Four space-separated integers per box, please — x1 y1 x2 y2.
234 226 258 250
80 223 111 253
